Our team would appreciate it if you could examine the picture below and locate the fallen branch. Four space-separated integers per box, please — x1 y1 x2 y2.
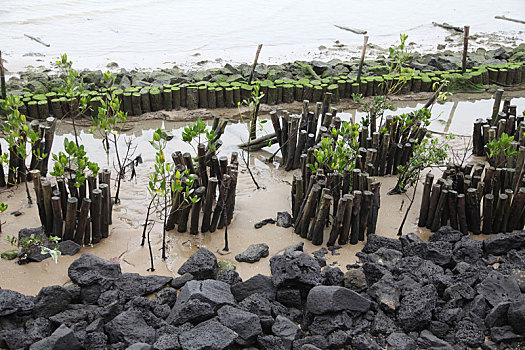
238 132 276 148
334 24 367 35
432 22 463 32
24 34 50 47
495 15 525 25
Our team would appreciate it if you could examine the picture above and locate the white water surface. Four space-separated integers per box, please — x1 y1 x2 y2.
1 0 525 72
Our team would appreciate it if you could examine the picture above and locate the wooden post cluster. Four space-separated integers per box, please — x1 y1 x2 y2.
167 129 238 235
268 94 427 178
418 157 525 234
30 169 113 246
2 117 56 188
473 90 524 160
292 166 380 246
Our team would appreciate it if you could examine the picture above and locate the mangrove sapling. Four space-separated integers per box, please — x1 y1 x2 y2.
50 138 100 192
238 83 266 189
55 54 91 146
0 202 7 233
308 121 360 175
486 133 519 168
352 34 412 133
91 72 134 204
1 95 42 203
6 233 61 264
389 135 452 235
148 129 197 261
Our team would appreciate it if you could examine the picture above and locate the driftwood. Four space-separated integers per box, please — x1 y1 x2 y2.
24 34 50 47
495 15 525 25
334 24 367 35
432 22 464 32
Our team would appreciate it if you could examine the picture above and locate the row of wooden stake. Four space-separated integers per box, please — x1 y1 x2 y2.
30 169 113 246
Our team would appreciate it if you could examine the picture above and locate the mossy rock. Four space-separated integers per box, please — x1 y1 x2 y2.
218 260 236 273
369 65 389 75
1 249 18 260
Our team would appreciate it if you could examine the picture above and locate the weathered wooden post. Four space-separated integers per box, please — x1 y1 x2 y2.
75 198 91 245
418 173 434 227
63 197 78 241
461 26 470 73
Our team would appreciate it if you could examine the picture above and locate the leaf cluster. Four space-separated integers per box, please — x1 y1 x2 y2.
308 121 360 175
50 138 99 187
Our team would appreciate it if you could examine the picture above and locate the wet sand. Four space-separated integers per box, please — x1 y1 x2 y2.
1 91 523 295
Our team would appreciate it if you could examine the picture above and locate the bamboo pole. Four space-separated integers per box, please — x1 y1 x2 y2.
356 36 369 82
507 187 525 231
493 193 508 233
418 173 434 227
210 175 231 232
431 189 448 232
310 194 332 245
457 194 468 234
461 26 470 73
297 183 321 238
327 196 347 246
41 180 54 234
426 183 441 229
75 198 91 245
466 188 480 234
358 191 373 240
482 193 494 234
99 183 109 238
91 189 102 244
63 197 78 241
201 177 218 233
190 186 206 235
197 143 208 188
51 196 63 239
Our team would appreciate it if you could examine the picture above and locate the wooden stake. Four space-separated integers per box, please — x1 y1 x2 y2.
461 26 470 73
457 194 468 234
190 186 206 235
310 194 333 245
357 36 369 82
359 191 373 240
75 198 91 245
0 51 5 99
51 196 63 239
201 177 218 233
426 183 442 229
482 193 494 234
99 183 109 238
63 197 78 241
248 44 263 85
418 173 434 227
91 189 102 244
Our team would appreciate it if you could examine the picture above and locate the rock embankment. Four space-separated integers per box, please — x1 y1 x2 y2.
1 226 525 349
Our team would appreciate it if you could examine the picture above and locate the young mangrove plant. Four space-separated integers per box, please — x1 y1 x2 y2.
91 71 135 204
2 95 42 202
6 232 61 264
238 83 265 189
55 54 90 145
352 33 412 132
390 134 452 235
51 138 100 190
308 121 360 175
486 132 519 168
0 202 7 233
145 129 197 270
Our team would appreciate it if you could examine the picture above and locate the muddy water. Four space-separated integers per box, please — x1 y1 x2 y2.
0 92 524 295
1 0 525 73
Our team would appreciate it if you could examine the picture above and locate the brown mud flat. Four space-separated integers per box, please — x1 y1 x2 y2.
2 91 524 295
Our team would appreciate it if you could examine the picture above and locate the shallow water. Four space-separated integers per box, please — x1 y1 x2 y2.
1 0 525 73
0 92 522 294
